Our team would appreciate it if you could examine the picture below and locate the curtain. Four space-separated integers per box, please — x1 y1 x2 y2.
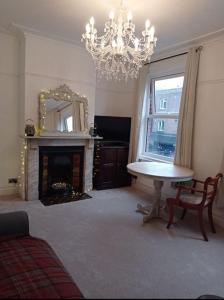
174 46 202 168
129 65 149 162
216 150 224 207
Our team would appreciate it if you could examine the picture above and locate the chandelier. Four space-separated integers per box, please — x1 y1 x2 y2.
82 0 157 81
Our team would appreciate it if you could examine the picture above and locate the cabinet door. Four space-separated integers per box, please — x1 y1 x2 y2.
99 147 117 189
93 144 131 190
116 147 131 187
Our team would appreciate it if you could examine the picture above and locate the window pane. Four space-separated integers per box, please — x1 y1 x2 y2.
66 116 73 132
154 76 184 114
145 118 178 158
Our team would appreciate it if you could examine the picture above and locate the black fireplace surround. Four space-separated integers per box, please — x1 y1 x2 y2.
39 146 84 200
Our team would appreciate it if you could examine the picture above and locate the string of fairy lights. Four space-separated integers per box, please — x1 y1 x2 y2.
17 139 27 198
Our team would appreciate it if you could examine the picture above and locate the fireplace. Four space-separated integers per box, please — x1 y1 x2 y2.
39 146 84 200
20 136 94 201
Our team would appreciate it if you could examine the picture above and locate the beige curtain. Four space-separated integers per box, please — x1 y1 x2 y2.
129 65 149 162
174 46 202 168
216 150 224 207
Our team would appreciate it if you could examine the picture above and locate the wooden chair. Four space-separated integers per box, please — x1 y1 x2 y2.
166 173 223 241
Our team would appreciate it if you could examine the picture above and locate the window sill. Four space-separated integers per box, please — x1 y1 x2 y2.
138 154 173 164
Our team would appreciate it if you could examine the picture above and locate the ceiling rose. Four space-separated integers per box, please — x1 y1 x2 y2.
82 0 157 81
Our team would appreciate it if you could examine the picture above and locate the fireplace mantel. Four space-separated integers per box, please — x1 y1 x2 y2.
21 135 102 140
19 135 98 201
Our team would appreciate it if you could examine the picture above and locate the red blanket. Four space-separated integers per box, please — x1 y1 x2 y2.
0 235 84 299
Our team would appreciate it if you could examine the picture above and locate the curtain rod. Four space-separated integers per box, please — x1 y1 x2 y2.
144 51 188 65
144 46 203 65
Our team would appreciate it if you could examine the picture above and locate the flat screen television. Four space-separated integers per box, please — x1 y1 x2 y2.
94 115 131 142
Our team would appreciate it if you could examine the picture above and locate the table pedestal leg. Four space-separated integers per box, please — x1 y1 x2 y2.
136 180 164 223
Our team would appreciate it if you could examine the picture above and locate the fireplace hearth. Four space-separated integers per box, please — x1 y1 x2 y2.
39 146 84 201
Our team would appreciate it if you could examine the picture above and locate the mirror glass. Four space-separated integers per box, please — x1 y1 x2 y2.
39 84 89 135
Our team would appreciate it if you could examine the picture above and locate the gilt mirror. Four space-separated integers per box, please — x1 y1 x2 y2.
39 84 89 135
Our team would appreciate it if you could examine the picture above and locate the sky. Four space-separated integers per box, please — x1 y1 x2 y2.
155 76 184 90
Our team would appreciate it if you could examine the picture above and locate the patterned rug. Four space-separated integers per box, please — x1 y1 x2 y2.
40 193 92 206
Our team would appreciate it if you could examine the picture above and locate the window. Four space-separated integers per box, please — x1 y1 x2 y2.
143 74 184 161
157 120 165 131
64 116 73 132
160 99 167 110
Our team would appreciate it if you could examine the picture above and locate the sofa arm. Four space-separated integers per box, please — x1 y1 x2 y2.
0 211 29 237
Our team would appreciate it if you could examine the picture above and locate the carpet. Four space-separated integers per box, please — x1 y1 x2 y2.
0 187 224 299
40 193 92 206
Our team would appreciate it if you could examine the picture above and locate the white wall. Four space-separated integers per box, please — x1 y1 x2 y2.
95 77 137 118
0 31 19 195
193 36 224 180
22 33 96 131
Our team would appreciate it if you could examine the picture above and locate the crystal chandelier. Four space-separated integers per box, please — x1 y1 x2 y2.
82 0 157 81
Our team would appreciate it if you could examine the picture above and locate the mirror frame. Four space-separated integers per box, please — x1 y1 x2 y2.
39 84 89 135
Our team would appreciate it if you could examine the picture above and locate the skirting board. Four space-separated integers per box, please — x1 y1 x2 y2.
0 186 18 196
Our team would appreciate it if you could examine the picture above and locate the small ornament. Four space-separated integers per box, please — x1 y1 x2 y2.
25 119 36 136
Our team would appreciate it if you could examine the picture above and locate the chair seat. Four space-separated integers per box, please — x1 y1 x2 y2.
179 193 209 206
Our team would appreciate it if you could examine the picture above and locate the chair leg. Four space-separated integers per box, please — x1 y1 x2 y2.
208 204 216 233
198 210 208 241
166 202 174 229
181 208 187 220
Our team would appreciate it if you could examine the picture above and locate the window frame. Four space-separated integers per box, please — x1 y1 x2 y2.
140 72 184 162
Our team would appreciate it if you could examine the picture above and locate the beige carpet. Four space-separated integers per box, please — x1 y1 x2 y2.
0 187 224 299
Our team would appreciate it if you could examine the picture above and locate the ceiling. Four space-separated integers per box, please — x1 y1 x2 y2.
1 0 224 51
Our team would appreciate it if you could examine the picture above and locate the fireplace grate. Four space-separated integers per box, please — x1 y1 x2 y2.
39 146 85 201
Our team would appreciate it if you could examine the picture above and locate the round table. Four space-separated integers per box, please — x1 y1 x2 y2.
127 161 194 223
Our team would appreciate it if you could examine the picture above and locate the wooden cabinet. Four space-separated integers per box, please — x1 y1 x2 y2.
93 141 131 190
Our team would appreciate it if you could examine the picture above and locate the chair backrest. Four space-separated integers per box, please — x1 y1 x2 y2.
202 173 223 205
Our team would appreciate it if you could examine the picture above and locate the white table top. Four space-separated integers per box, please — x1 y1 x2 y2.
127 161 194 182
